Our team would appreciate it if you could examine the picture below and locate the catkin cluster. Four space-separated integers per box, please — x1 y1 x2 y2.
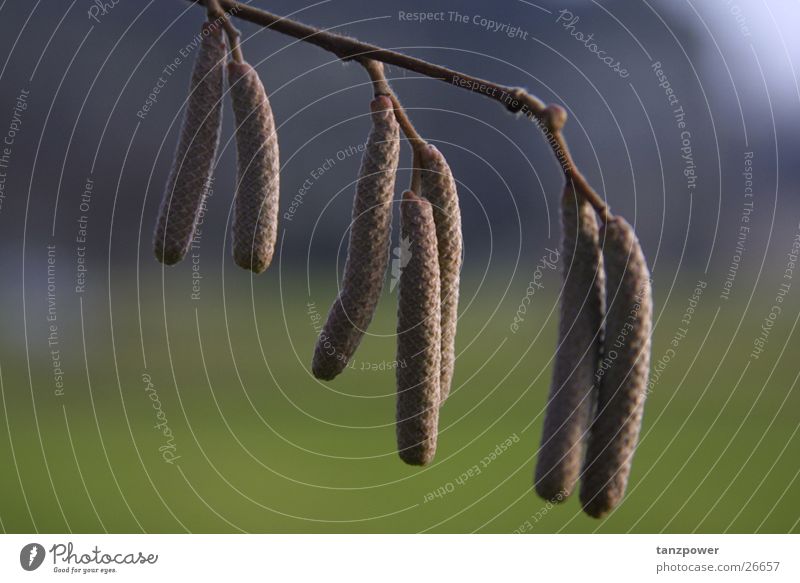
153 30 467 464
154 21 280 274
149 19 654 485
535 184 652 518
310 90 464 464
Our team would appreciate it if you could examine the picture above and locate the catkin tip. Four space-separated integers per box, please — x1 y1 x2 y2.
534 482 571 505
398 447 435 466
581 495 615 519
402 190 418 202
233 251 270 274
227 60 253 78
154 246 183 266
370 94 393 113
311 362 337 382
419 144 439 164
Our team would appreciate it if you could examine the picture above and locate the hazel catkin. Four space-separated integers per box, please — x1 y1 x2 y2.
311 96 400 380
419 144 462 403
154 22 225 265
396 191 441 465
228 60 281 273
535 183 604 503
580 215 652 518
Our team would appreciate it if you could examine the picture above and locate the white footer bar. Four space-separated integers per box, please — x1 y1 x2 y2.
1 534 797 581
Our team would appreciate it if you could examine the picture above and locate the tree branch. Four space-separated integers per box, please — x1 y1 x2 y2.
187 0 610 221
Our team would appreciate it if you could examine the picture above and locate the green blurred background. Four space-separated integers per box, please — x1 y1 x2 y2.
1 274 798 533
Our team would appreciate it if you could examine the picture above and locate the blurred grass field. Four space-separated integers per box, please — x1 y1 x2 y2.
0 273 798 534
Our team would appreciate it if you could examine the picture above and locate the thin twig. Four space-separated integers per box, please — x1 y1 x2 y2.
359 59 424 193
188 0 610 220
360 60 422 146
205 0 243 63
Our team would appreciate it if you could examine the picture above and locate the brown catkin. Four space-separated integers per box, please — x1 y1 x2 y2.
419 144 462 402
228 60 280 274
311 96 400 380
535 183 605 502
580 216 652 518
396 190 441 465
154 22 225 265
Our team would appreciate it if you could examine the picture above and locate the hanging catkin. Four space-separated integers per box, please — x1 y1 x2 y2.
228 60 280 273
580 216 652 518
311 96 400 380
419 144 462 402
535 183 604 503
154 22 225 265
396 191 441 465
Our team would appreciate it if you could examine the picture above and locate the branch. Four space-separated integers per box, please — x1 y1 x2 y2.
187 0 610 221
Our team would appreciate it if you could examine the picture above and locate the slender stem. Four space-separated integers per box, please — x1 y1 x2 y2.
360 60 423 147
410 148 422 195
188 0 610 219
205 0 243 63
360 59 425 193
